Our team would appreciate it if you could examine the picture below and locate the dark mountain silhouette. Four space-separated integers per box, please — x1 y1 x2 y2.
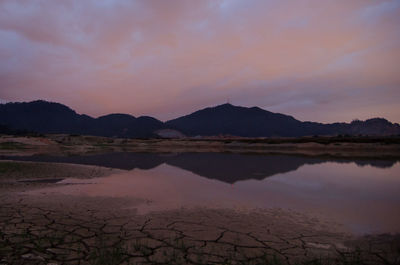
0 124 34 135
0 152 397 183
1 100 399 137
166 103 400 137
167 103 303 137
0 100 164 138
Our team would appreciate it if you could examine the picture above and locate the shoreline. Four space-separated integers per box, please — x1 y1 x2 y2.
1 134 400 159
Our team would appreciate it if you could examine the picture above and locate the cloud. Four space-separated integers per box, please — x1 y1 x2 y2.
0 0 399 122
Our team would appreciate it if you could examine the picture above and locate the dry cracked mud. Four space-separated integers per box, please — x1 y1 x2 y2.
1 193 399 265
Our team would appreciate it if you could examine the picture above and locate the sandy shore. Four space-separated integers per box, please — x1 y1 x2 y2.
0 160 119 192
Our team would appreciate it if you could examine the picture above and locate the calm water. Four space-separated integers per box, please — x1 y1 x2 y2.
4 153 400 235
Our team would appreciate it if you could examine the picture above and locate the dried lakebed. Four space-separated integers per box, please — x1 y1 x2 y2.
0 152 400 264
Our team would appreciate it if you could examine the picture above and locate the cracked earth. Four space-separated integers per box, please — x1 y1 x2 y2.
1 193 399 265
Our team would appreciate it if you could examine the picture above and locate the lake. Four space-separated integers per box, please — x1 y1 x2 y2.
5 152 400 235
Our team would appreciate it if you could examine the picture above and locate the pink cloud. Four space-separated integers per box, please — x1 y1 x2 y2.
0 0 399 123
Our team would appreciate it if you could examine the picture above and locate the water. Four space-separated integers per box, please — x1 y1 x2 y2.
4 152 400 235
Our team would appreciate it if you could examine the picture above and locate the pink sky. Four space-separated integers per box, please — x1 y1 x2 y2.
0 0 399 123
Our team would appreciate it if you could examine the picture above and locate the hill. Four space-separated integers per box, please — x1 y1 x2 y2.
1 100 399 137
0 100 164 138
166 103 400 137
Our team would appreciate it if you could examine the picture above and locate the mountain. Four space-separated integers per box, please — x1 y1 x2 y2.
346 118 400 136
166 103 304 137
1 100 399 137
0 124 33 135
166 103 400 137
0 100 164 138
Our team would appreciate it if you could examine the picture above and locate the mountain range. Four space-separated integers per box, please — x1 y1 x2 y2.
1 100 399 138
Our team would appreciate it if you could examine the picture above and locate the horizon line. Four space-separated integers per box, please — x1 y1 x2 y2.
1 99 397 125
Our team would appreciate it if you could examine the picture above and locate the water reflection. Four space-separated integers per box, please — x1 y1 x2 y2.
1 152 398 183
4 152 400 234
24 161 400 235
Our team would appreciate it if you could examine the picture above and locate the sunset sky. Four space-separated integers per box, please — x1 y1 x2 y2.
0 0 399 123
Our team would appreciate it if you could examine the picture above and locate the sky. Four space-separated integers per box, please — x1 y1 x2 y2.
0 0 399 123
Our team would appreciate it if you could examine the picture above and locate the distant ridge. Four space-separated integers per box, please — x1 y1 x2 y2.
166 103 400 137
1 100 399 138
0 100 164 138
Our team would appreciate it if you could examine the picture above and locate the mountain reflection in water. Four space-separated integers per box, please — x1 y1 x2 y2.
4 152 400 235
1 152 398 184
